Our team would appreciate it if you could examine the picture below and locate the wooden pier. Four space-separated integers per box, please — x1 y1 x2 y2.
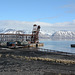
29 43 44 47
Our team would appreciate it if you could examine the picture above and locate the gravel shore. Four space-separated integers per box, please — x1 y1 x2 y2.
0 47 75 75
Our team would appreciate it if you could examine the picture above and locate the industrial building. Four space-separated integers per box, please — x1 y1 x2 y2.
0 24 43 47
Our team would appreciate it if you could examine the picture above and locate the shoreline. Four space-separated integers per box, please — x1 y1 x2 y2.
0 47 75 75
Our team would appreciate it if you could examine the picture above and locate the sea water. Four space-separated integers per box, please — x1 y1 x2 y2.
40 40 75 53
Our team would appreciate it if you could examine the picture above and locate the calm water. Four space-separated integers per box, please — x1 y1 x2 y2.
40 40 75 53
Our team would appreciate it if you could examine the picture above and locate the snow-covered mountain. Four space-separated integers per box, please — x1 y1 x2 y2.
39 31 51 39
1 29 31 34
39 30 75 39
0 29 51 38
0 20 75 39
51 31 75 39
0 29 75 39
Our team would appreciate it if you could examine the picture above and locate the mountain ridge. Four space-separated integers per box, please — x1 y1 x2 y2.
0 29 75 39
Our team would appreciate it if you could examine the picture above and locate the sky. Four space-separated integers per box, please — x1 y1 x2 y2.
0 0 75 31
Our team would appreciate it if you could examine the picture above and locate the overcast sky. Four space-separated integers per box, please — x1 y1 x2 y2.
0 0 75 31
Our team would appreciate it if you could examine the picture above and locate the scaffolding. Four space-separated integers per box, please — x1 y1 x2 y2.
0 24 40 43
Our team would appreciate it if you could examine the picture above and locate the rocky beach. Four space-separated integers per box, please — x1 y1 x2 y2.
0 47 75 75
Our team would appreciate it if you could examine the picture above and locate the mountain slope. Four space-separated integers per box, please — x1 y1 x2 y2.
51 31 75 39
0 20 75 39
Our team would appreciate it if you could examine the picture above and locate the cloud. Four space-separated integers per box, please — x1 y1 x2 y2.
54 21 74 27
62 5 74 8
33 21 52 26
73 20 75 22
62 4 75 13
0 20 75 31
36 16 58 21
